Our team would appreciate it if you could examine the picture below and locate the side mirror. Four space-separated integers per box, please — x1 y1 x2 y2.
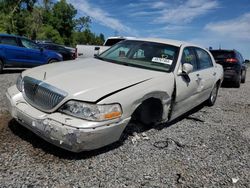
182 63 193 75
245 59 249 64
94 47 100 51
40 47 44 52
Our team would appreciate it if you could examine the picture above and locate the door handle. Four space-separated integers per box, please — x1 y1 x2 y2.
213 72 216 76
196 73 200 77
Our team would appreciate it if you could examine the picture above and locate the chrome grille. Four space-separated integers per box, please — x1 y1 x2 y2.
23 76 68 111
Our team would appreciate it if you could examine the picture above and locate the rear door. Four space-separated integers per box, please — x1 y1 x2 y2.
194 47 216 101
0 36 28 66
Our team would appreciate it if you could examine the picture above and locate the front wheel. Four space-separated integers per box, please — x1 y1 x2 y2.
206 83 219 106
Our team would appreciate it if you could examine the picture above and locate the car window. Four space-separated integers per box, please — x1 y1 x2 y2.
99 40 179 72
0 37 18 46
195 48 213 69
210 51 234 59
181 47 197 71
20 38 40 50
105 46 130 59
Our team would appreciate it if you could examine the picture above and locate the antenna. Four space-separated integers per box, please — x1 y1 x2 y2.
219 44 221 50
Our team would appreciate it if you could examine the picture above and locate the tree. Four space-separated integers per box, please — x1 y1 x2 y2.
50 0 77 45
0 0 105 46
42 0 52 10
74 16 91 32
26 7 43 39
37 25 64 44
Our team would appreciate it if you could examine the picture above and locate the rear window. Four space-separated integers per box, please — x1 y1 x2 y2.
210 50 235 59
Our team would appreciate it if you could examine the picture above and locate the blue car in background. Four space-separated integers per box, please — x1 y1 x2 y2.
0 34 63 73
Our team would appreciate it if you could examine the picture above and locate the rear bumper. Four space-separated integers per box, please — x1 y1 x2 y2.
6 85 130 152
223 69 240 81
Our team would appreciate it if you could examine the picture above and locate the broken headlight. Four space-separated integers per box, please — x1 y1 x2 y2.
16 75 24 92
59 100 122 121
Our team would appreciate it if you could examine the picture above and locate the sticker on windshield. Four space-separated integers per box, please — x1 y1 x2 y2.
152 57 173 65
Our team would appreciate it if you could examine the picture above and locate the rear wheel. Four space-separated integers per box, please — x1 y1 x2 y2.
0 59 3 74
234 74 241 88
241 70 246 83
206 83 219 106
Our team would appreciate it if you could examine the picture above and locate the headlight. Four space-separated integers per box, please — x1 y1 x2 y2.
16 75 24 92
59 100 122 121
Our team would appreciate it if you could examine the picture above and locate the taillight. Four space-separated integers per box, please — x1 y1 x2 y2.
226 58 237 63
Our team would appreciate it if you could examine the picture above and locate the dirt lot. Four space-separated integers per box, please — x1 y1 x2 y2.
0 70 249 187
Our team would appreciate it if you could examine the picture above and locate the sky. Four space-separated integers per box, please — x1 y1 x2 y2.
68 0 250 59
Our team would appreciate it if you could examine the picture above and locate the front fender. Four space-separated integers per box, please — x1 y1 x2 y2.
97 73 175 122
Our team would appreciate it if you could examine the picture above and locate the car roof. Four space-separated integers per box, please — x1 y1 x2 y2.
125 38 198 48
40 43 65 47
210 49 234 52
107 36 135 40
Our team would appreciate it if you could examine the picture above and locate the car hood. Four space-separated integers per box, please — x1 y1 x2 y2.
22 58 167 102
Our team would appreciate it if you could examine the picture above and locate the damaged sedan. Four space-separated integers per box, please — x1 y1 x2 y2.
6 38 223 152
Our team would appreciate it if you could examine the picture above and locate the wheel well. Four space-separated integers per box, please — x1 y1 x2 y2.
132 97 163 125
216 79 222 87
48 58 59 63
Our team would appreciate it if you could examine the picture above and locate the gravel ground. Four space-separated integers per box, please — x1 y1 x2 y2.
0 69 250 187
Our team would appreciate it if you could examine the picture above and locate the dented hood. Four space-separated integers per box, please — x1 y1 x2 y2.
22 58 167 102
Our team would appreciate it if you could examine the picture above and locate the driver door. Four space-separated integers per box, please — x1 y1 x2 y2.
171 47 204 119
19 38 46 66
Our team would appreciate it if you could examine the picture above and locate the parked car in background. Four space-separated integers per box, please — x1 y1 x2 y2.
38 43 76 61
76 36 134 58
6 38 223 152
210 49 247 87
0 34 62 73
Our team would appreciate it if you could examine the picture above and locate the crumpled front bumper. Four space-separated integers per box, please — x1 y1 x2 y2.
6 85 130 152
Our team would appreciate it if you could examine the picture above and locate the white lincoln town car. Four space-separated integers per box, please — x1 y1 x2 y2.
6 38 223 152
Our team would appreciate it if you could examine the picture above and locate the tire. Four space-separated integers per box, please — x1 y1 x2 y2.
234 74 241 88
0 59 3 74
241 70 246 83
206 83 219 106
48 59 58 64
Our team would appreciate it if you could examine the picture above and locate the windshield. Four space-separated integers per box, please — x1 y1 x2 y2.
98 40 179 72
